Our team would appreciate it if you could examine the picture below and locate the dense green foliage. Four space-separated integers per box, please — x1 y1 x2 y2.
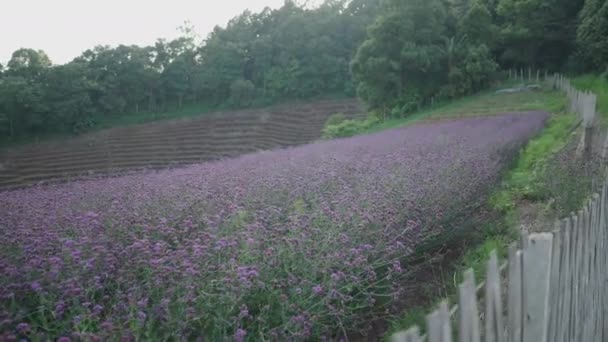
576 0 608 71
350 0 596 113
322 116 379 138
323 112 348 127
1 0 606 142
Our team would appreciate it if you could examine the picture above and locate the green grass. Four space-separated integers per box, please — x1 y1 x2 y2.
571 74 608 123
320 88 560 139
358 88 565 136
490 113 578 212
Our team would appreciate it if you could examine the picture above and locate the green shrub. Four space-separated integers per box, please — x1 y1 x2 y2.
322 117 379 139
72 117 96 134
324 112 347 127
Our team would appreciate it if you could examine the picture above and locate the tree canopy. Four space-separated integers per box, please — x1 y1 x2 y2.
351 0 600 112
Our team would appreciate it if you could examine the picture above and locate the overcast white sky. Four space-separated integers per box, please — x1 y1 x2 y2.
0 0 295 66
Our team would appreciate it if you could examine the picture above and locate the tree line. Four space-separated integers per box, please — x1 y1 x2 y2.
0 0 606 141
0 0 380 140
351 0 607 113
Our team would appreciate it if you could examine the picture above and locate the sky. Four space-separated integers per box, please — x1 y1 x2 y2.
0 0 293 66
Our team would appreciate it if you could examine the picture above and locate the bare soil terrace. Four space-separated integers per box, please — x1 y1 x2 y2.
0 99 363 190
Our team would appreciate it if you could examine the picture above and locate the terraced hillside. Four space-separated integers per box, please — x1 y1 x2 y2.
0 99 363 190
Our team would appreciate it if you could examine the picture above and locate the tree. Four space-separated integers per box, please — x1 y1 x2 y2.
442 43 497 97
0 76 47 137
163 54 196 109
452 0 471 18
229 79 256 107
458 0 498 48
351 0 448 111
6 48 52 79
577 0 608 70
196 38 245 104
41 63 96 133
496 0 585 69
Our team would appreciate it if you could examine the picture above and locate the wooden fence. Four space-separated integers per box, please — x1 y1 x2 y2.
546 74 597 128
508 69 597 128
392 75 603 342
392 177 608 342
546 73 598 157
508 70 598 157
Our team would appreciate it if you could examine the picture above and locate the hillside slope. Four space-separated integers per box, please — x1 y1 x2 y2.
0 112 548 340
0 99 363 190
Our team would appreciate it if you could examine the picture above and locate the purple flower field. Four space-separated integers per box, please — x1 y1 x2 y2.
0 112 548 340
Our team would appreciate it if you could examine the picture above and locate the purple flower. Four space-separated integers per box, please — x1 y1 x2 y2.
392 260 402 273
57 337 71 342
312 285 323 295
137 311 147 323
137 298 149 308
238 305 249 319
331 271 345 282
361 244 373 251
93 304 104 315
0 111 549 339
236 266 259 285
16 322 30 334
54 301 66 316
30 281 42 292
291 314 306 324
100 321 114 331
234 328 247 342
85 211 99 218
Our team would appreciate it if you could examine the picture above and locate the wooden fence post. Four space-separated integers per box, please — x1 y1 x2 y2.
522 233 553 342
602 133 608 161
427 301 452 342
547 221 562 342
460 269 481 342
508 244 523 342
599 188 605 340
392 326 422 342
590 195 602 341
485 251 505 342
558 217 573 342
